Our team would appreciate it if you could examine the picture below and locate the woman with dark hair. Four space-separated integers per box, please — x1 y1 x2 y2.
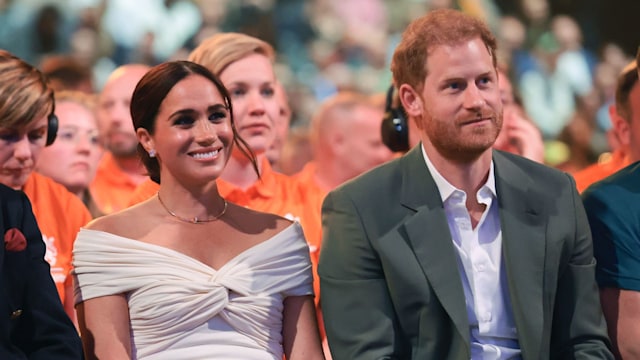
72 60 323 359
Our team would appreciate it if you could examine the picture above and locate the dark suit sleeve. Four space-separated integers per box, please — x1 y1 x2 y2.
14 191 83 359
319 190 404 360
550 174 613 359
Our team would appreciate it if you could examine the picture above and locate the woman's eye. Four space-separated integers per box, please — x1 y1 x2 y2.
261 87 275 98
0 131 20 142
59 132 75 141
230 88 246 97
90 134 101 145
174 116 195 126
28 129 46 142
209 111 228 121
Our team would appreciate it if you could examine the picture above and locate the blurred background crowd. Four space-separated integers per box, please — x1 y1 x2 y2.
1 0 639 171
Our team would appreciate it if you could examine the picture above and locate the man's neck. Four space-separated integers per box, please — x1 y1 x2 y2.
424 144 492 197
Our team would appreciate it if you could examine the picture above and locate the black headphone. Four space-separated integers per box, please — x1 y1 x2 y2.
46 91 58 146
380 85 409 152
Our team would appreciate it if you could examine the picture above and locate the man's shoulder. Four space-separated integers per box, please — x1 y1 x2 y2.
495 150 568 184
583 161 640 200
332 155 406 200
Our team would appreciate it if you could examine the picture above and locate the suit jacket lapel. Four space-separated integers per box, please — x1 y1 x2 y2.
494 151 545 358
399 146 470 347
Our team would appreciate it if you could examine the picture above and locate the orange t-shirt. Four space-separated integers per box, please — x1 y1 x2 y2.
89 152 141 214
573 149 630 193
22 172 93 304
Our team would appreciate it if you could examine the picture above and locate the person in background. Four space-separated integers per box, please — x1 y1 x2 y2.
40 55 95 93
295 90 394 351
492 68 545 163
0 49 92 324
90 64 149 214
296 90 394 267
582 54 640 359
319 9 612 359
0 183 83 359
267 81 292 172
574 61 637 193
73 60 323 359
37 90 104 217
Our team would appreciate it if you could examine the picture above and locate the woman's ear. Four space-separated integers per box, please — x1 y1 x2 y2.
136 128 154 154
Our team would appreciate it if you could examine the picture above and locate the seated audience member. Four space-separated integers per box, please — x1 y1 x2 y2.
37 91 104 217
493 69 545 163
296 90 395 264
0 184 83 359
0 50 92 323
40 55 94 93
582 56 640 359
319 9 612 359
73 60 323 359
295 90 394 345
90 64 150 214
574 61 637 193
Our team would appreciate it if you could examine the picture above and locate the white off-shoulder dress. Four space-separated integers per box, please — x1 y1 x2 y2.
72 222 313 360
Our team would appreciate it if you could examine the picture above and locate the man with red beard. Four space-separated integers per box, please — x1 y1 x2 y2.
319 9 613 359
89 64 149 214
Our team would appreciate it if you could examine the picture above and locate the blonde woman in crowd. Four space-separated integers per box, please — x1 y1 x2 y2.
37 90 104 217
73 60 324 359
0 49 92 324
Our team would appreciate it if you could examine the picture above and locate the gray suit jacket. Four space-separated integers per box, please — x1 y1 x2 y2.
319 146 612 359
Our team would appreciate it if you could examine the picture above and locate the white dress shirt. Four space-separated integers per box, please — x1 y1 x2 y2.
422 146 521 359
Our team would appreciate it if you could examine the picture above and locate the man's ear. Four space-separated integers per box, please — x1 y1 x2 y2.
610 104 631 147
398 84 423 129
136 128 154 153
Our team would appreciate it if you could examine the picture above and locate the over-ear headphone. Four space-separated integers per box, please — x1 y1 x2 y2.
380 85 409 152
46 91 58 146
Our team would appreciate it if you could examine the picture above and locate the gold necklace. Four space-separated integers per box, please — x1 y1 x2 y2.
157 193 227 224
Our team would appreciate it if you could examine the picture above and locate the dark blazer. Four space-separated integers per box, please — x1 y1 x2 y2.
0 184 83 359
319 146 613 359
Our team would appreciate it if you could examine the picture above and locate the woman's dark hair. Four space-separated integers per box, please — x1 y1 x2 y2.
130 60 258 184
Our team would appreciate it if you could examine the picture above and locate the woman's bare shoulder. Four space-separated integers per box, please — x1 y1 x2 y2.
84 201 155 238
225 202 293 236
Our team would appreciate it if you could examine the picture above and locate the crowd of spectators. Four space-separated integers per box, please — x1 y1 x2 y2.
0 0 636 171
